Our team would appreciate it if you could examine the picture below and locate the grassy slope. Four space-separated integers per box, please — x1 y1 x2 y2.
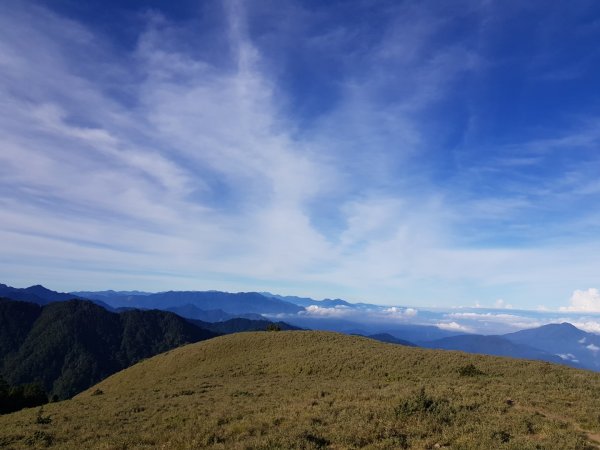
1 331 600 449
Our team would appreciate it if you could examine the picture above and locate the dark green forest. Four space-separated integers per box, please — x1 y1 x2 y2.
0 376 48 414
0 298 217 402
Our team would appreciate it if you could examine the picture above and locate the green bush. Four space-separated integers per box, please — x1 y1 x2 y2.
35 407 52 424
394 387 455 425
492 430 511 443
458 364 484 377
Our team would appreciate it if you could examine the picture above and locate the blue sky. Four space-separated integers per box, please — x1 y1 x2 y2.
1 0 600 311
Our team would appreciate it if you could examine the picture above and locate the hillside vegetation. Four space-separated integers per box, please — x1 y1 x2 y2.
1 331 600 449
0 299 216 399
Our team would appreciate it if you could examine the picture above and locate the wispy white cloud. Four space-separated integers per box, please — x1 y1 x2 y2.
557 353 578 363
0 2 340 290
0 0 476 297
1 0 600 311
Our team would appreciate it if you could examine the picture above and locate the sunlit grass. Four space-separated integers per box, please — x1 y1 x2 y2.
1 331 599 449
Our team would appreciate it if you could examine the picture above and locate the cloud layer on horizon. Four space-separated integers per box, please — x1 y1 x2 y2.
278 300 600 335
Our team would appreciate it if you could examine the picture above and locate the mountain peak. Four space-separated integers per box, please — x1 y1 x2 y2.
507 322 584 337
542 322 580 331
26 284 51 292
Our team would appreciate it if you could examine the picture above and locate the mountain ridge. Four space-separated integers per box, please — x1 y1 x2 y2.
2 283 599 372
421 334 569 366
73 289 303 315
0 299 217 399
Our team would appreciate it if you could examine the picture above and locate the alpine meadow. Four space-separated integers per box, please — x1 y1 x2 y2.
1 1 600 449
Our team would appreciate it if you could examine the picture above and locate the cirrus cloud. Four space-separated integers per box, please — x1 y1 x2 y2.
2 1 600 310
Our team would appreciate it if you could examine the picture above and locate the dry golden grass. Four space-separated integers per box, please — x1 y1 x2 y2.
1 331 600 449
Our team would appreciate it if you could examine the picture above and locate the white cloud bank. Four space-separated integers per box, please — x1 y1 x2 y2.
572 322 600 334
436 321 472 333
560 289 600 312
383 306 418 318
299 305 418 322
446 312 542 330
302 305 352 318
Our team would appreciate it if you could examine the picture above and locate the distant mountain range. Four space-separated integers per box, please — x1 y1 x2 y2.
1 282 599 379
165 304 265 322
73 290 303 315
261 293 357 308
0 283 76 304
503 322 600 370
422 334 567 365
284 316 462 342
364 333 417 347
0 283 114 310
421 323 600 371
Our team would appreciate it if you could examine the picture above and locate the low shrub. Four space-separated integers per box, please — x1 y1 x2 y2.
458 364 484 377
394 387 455 425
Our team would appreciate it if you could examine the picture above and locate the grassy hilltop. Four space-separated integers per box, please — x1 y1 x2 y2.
1 331 600 449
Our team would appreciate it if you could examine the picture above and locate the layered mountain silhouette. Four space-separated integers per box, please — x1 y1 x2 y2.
166 304 265 322
0 283 75 305
262 293 357 308
286 315 462 342
74 290 303 315
0 284 600 382
2 283 303 319
421 334 567 365
503 323 600 370
0 283 112 309
364 333 416 347
421 323 600 371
